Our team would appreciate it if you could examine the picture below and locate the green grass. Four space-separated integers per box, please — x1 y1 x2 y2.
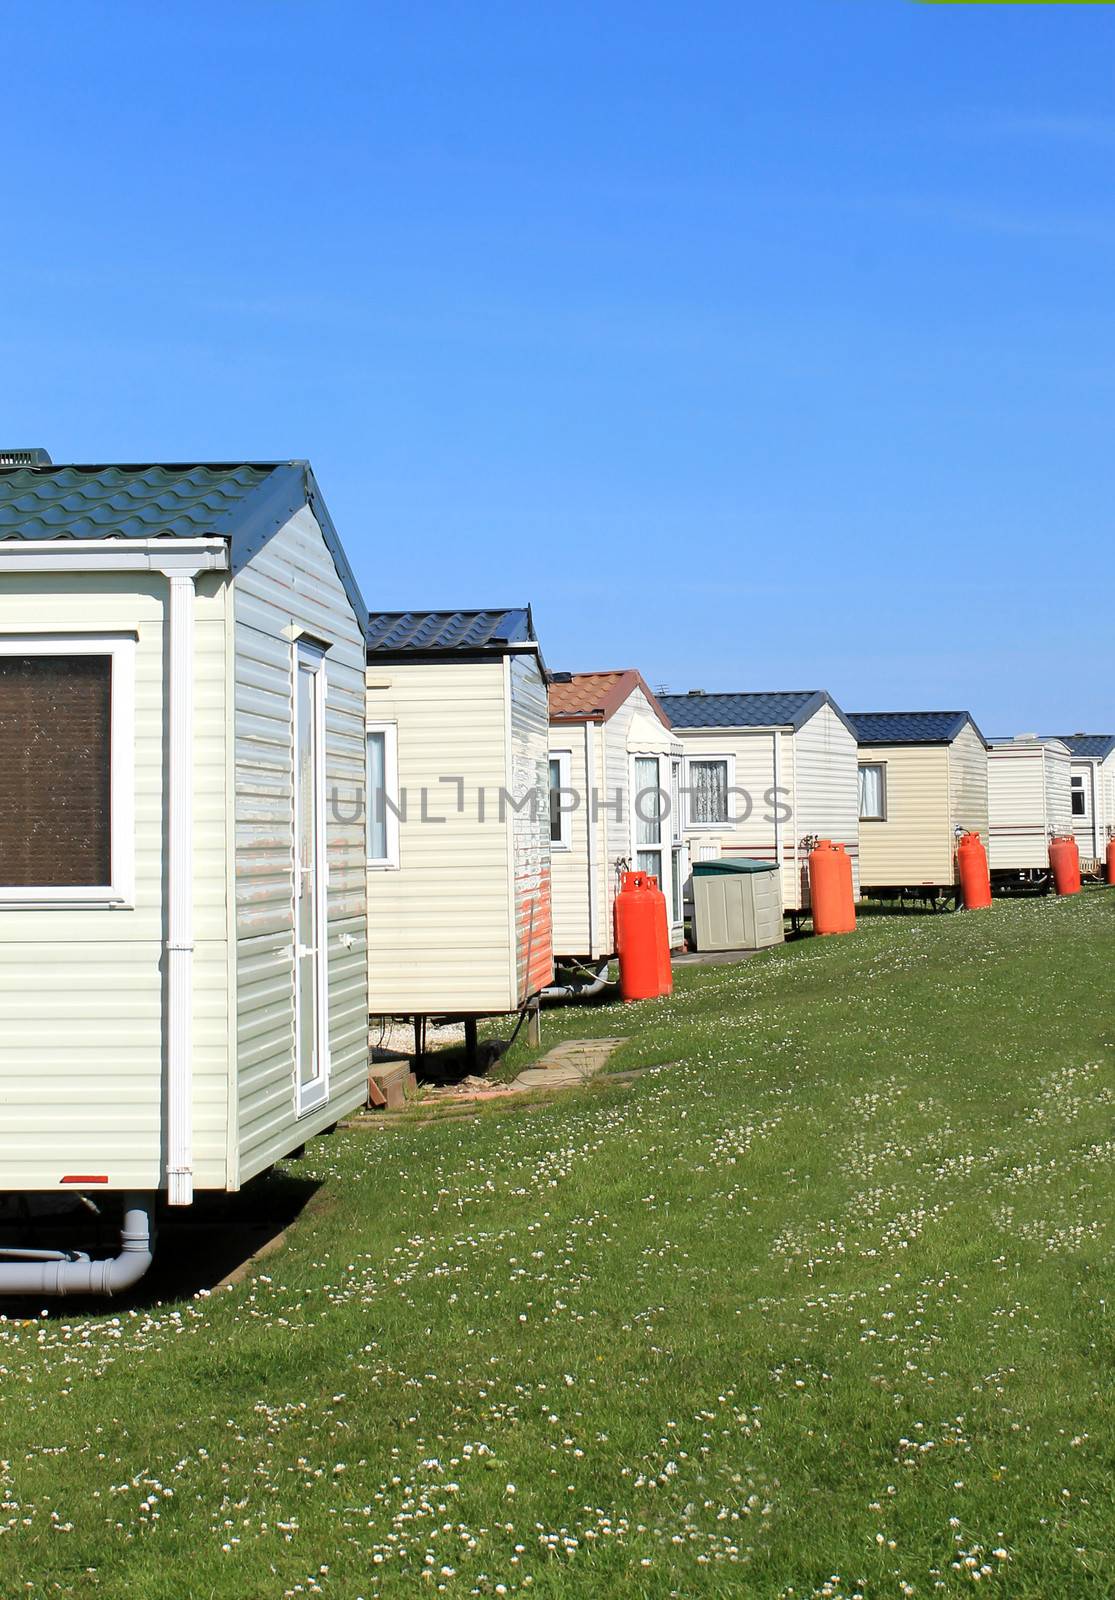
3 893 1113 1599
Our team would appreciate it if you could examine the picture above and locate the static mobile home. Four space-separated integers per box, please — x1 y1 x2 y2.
1050 734 1115 869
657 690 860 918
0 455 369 1294
987 734 1073 885
365 609 553 1028
548 670 685 962
848 711 989 900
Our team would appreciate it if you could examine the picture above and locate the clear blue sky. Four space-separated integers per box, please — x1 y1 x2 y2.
5 1 1114 734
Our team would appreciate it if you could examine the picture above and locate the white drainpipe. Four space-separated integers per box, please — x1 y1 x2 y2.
584 719 599 960
771 729 784 869
166 569 199 1207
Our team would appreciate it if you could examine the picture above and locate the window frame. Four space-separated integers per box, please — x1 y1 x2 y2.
684 753 735 829
366 721 401 870
858 760 888 823
1070 773 1087 819
548 749 574 851
0 633 136 908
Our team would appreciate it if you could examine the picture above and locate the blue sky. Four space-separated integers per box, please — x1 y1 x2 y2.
5 0 1114 733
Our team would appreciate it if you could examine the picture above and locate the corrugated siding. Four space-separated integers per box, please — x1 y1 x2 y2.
988 745 1071 870
947 725 989 852
233 505 368 1186
857 745 951 888
793 704 861 905
0 570 230 1192
1045 747 1073 839
366 658 517 1014
508 654 554 1002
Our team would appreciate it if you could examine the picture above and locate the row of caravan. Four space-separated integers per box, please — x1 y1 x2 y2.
368 612 1112 1012
0 454 1108 1294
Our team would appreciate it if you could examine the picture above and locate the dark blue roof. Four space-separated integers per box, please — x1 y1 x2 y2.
848 711 985 747
0 459 367 622
659 690 852 735
1050 733 1115 760
367 607 535 654
0 461 274 539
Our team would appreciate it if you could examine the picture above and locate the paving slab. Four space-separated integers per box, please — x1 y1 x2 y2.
671 947 763 967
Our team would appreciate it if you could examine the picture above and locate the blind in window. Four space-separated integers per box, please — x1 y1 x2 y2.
368 731 388 858
0 656 111 887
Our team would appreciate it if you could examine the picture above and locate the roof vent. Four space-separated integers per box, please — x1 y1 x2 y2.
551 671 573 683
687 687 706 696
0 448 52 467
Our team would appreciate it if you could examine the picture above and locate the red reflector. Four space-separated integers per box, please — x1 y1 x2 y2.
60 1176 108 1185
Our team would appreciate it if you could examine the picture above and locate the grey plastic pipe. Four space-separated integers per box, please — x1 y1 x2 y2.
542 961 613 1003
0 1198 153 1298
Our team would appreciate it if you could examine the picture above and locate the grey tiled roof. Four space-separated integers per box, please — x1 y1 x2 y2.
659 689 849 734
367 608 535 653
848 711 984 746
0 463 274 540
1051 733 1115 760
0 460 367 625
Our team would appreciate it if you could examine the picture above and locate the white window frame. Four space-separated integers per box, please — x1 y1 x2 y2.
684 753 735 829
549 749 573 851
366 721 400 869
0 633 136 909
1070 773 1087 819
858 760 887 822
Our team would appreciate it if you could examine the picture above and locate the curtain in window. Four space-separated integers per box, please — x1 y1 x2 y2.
635 757 661 846
691 760 728 824
859 763 884 820
367 731 388 858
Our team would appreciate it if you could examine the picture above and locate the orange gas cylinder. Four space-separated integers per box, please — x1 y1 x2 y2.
645 875 673 998
614 871 665 1001
956 831 992 910
1107 837 1115 886
808 839 856 935
1049 835 1081 897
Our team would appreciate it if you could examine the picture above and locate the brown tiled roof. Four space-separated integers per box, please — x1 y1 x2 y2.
548 670 672 728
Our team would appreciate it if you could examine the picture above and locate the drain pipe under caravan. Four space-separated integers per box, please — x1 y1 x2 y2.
542 960 613 1002
0 1198 154 1298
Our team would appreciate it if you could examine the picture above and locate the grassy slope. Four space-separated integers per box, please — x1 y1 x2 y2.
2 894 1113 1600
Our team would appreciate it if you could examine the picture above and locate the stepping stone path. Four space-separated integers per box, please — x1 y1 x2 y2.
353 1039 631 1123
509 1037 629 1091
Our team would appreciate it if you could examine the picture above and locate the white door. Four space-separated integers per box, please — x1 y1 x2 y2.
632 752 674 931
294 643 329 1114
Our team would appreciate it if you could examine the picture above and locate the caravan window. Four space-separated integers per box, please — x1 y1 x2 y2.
687 758 730 826
549 751 572 848
0 637 134 903
367 723 400 867
858 762 887 821
1070 774 1086 817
